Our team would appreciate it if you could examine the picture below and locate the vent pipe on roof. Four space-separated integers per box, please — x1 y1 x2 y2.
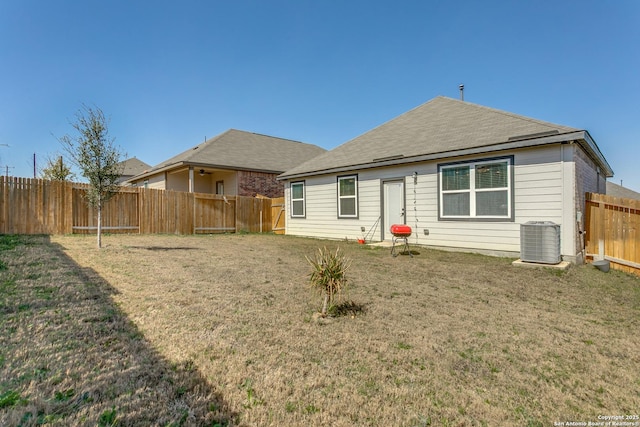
459 84 464 101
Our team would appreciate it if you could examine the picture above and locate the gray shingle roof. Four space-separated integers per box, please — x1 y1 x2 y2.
118 157 152 176
140 129 325 176
280 96 608 179
606 181 640 200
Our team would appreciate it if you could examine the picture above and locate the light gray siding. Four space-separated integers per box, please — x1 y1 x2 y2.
286 144 578 258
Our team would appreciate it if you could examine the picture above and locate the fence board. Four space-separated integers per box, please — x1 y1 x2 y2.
0 177 279 236
236 196 271 233
270 197 285 234
0 177 58 234
585 192 640 276
72 186 139 234
194 194 236 233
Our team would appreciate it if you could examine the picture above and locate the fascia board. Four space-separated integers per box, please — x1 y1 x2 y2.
124 162 186 183
578 131 614 177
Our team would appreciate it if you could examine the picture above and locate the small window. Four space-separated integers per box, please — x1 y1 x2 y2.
439 157 512 220
337 175 358 218
143 180 149 189
290 181 305 218
216 180 224 195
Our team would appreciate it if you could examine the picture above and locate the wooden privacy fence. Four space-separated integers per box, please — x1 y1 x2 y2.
0 177 283 235
585 192 640 276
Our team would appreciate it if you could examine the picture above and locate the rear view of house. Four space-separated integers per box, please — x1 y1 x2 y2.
278 96 613 263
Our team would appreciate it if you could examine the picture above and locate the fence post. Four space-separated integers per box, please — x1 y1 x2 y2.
598 195 605 260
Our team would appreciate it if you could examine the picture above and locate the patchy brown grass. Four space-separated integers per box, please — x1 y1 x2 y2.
0 235 233 426
2 233 639 426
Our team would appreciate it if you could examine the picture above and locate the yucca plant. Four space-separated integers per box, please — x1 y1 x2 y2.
306 247 351 317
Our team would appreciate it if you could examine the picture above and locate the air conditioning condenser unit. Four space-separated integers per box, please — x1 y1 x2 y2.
520 221 561 264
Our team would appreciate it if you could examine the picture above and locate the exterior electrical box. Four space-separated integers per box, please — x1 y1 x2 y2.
520 221 561 264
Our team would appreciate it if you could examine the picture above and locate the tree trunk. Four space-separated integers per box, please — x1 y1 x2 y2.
97 200 102 249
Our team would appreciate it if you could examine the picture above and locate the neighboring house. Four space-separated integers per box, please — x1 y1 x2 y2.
126 129 325 198
117 157 152 185
278 96 613 263
606 181 640 200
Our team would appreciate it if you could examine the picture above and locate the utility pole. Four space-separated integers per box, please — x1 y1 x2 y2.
2 165 15 178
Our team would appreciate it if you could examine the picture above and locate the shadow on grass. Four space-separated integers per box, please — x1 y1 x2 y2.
329 300 368 317
400 249 421 257
0 235 236 426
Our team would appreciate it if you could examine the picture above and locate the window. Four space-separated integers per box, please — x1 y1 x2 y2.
216 180 224 195
337 175 358 218
290 181 305 218
439 157 512 220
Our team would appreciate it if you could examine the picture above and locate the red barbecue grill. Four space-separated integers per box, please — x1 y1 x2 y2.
390 224 412 257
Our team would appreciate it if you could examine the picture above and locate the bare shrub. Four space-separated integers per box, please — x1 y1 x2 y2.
306 247 351 316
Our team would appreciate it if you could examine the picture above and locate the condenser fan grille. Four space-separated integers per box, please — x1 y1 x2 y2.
520 221 561 264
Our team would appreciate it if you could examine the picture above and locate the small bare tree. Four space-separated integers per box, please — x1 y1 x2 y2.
59 105 124 248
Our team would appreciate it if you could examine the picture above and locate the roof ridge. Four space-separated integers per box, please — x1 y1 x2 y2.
228 128 309 145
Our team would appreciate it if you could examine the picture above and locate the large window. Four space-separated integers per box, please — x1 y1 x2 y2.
290 181 305 218
439 157 512 220
337 175 358 218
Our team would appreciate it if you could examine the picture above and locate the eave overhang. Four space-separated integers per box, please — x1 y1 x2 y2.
278 130 614 181
125 161 285 184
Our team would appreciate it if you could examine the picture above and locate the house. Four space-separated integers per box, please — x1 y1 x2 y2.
126 129 325 198
606 181 640 200
278 96 614 263
117 157 152 185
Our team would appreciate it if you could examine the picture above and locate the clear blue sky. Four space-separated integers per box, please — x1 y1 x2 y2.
1 1 639 190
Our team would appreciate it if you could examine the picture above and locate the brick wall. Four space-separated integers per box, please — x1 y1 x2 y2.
237 171 284 198
574 144 606 262
574 143 605 211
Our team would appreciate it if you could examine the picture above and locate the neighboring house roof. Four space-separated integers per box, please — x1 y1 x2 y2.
279 96 613 179
119 157 152 176
128 129 326 181
606 181 640 200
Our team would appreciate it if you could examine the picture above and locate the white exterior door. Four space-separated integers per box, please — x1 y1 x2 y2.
383 180 405 240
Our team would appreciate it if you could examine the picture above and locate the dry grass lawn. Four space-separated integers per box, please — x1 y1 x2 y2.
1 233 639 426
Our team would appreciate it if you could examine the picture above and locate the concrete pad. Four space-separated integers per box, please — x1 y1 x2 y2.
512 259 571 270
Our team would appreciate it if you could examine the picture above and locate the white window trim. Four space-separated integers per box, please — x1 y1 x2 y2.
290 181 305 218
337 174 358 218
439 157 513 220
